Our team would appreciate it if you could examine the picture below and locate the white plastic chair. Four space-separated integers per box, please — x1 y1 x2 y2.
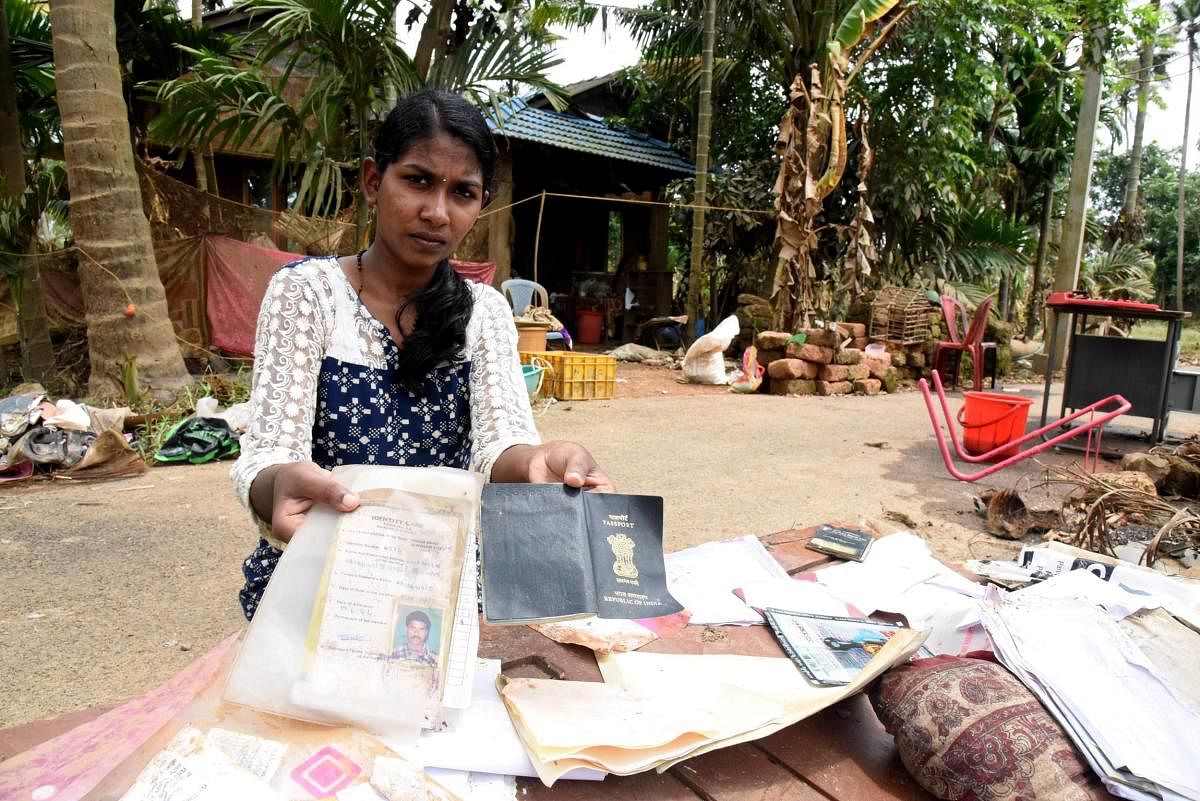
501 278 566 348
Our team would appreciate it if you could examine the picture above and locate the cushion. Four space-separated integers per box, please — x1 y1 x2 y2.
868 656 1110 800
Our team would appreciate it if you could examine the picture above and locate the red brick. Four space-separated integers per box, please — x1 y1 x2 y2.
768 358 819 380
756 331 793 350
852 336 869 350
833 348 863 365
816 380 852 396
864 355 891 380
756 348 784 368
853 378 882 395
800 327 840 348
770 378 817 395
818 364 851 381
787 343 834 364
846 364 870 381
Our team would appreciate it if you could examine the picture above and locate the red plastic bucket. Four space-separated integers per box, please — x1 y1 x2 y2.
956 391 1033 459
576 310 604 344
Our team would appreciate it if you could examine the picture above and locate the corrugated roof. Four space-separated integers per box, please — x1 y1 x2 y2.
487 97 693 175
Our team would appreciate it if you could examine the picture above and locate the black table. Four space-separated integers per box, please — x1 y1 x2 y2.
1040 300 1189 442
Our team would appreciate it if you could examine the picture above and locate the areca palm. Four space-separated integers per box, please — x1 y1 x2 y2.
148 0 565 241
1175 0 1200 310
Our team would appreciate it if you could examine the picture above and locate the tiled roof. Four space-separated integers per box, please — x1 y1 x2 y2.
487 97 693 175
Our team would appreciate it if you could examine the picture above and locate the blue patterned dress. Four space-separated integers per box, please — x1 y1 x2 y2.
231 257 539 619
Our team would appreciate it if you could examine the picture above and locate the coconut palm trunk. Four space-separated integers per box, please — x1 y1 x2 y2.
1178 17 1196 310
686 0 716 340
1118 0 1159 242
49 0 190 399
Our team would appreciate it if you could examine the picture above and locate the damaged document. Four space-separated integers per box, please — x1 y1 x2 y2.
811 532 986 655
981 588 1200 800
498 628 926 786
224 466 483 742
664 535 790 625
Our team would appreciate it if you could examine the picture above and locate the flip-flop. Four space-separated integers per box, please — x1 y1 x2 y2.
153 418 194 463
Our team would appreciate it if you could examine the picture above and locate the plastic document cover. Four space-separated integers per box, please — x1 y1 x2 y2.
224 465 483 744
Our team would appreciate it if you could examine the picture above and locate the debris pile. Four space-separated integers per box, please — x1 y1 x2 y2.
755 327 919 396
978 446 1200 569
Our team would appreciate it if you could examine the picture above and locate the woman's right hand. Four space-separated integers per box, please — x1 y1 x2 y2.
250 461 361 543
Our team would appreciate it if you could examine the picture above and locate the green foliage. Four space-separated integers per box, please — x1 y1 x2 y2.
6 0 58 159
1092 144 1200 305
1078 242 1156 300
147 0 565 219
666 159 777 310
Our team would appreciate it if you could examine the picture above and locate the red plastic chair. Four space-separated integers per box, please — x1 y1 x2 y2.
920 371 1130 482
932 295 997 391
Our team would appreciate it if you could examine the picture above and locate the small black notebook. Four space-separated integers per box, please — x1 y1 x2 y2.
480 484 683 625
805 524 874 562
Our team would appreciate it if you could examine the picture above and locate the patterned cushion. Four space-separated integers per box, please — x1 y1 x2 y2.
868 656 1110 801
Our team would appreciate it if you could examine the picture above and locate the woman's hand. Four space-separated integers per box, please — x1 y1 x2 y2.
249 461 361 543
493 441 614 492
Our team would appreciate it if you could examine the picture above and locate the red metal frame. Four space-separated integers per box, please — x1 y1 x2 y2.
919 371 1131 482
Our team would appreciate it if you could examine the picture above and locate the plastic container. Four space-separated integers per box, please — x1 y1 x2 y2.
518 351 616 400
575 310 604 345
516 322 549 353
521 363 545 400
957 391 1033 459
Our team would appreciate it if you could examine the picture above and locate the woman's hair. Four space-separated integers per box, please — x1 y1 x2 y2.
373 89 494 394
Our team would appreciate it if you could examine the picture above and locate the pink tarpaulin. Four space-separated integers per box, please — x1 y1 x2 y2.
203 235 497 357
204 235 298 357
450 260 495 285
0 633 240 801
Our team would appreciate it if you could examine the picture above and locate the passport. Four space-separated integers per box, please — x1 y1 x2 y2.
480 484 683 624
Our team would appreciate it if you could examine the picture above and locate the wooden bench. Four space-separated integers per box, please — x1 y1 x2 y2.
0 526 931 800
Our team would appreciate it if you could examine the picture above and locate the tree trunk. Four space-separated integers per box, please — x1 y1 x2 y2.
16 256 56 383
686 0 715 341
0 6 25 196
1118 0 1158 243
50 0 190 399
1025 177 1055 338
189 0 214 226
1050 26 1105 368
414 0 454 83
1178 30 1195 311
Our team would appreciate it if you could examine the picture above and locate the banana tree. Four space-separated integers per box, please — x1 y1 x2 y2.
770 0 910 331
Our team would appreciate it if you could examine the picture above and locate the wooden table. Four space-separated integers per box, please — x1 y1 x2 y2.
0 527 931 801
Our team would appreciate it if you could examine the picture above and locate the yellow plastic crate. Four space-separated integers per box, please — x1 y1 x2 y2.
518 351 616 401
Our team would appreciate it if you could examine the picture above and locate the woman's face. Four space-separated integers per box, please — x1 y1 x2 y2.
363 130 487 274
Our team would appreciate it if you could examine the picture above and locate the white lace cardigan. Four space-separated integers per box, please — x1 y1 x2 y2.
229 257 541 521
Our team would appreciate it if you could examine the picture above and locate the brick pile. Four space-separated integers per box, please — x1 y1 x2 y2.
755 325 926 397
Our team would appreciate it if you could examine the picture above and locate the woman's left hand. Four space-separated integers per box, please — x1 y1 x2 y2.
494 441 615 492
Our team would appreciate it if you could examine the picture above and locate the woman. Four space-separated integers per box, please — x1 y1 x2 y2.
231 89 612 619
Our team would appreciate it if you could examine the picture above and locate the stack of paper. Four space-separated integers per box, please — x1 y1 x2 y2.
497 629 926 786
665 535 790 625
980 583 1200 800
813 532 987 655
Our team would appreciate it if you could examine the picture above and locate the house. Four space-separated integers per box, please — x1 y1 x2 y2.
458 89 693 337
166 11 694 339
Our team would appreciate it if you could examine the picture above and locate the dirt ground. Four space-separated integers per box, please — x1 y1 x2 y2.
2 361 1197 728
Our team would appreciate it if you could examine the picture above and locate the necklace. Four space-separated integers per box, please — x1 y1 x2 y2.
355 249 366 298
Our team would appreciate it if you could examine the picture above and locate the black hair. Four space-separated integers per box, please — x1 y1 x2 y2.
406 610 431 628
373 89 494 394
